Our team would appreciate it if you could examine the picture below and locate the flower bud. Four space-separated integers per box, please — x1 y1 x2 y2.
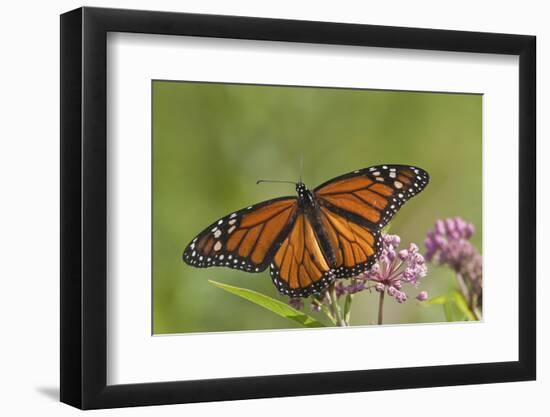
416 291 428 301
402 268 415 281
445 218 456 233
408 243 419 253
391 235 401 247
434 235 446 248
455 217 466 233
413 253 425 265
435 220 446 235
398 249 410 260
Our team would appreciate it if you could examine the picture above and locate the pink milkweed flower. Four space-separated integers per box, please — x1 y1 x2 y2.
359 234 428 304
424 217 482 295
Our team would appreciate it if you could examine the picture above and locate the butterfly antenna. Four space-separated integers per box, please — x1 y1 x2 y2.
256 179 297 186
299 153 304 184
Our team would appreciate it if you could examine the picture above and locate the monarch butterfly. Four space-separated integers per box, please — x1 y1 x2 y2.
183 164 429 298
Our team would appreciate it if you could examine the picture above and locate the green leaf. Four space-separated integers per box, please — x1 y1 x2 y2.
209 280 326 328
452 291 477 321
426 291 477 322
443 302 454 322
424 293 448 305
425 293 454 321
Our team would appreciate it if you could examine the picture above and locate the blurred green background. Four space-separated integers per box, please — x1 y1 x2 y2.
152 81 482 334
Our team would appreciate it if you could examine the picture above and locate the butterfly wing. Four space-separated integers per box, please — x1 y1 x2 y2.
315 164 429 230
313 164 429 278
183 197 298 272
269 213 335 297
316 206 383 279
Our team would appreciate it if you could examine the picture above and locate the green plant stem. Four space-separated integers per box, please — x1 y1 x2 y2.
456 273 481 321
455 273 469 302
328 284 346 326
313 299 336 325
377 291 385 325
344 294 352 326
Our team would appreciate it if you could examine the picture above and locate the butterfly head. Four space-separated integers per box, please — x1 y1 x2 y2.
296 182 316 207
296 182 308 197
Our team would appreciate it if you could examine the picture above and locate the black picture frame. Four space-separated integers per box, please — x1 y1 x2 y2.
60 6 536 410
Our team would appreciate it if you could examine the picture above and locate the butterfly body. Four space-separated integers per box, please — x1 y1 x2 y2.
296 182 339 268
183 164 429 298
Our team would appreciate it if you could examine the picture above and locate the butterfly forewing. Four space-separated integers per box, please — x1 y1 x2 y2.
315 164 430 230
182 197 298 272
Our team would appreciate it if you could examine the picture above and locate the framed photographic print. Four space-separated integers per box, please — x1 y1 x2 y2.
60 6 536 409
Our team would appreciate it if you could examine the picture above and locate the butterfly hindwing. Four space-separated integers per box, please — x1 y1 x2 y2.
317 206 383 279
269 214 336 297
182 197 298 272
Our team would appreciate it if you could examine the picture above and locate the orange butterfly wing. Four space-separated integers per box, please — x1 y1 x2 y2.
269 214 334 297
311 164 430 280
315 164 429 230
317 206 382 279
183 197 298 272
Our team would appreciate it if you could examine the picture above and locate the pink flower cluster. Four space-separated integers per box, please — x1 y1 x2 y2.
425 217 482 284
362 234 428 304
